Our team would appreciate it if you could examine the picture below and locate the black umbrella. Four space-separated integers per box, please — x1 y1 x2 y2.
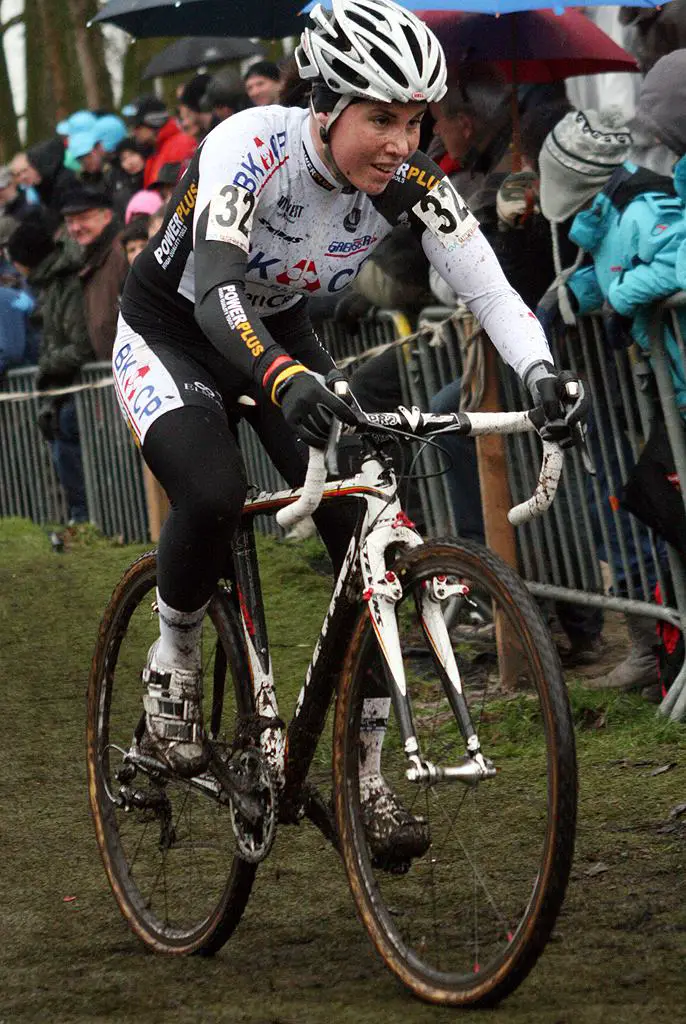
89 0 304 39
142 36 265 78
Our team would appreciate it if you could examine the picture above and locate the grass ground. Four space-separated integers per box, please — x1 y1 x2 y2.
1 517 685 1024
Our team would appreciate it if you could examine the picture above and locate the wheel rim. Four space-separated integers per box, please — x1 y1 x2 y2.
89 566 250 950
338 546 575 1000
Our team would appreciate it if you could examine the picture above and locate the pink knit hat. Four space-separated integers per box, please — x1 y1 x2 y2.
125 189 163 224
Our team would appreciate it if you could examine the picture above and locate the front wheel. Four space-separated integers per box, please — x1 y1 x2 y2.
333 539 577 1006
87 551 257 955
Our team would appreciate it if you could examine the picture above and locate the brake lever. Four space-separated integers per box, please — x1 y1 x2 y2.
559 375 595 476
323 373 350 478
325 417 342 477
574 423 595 476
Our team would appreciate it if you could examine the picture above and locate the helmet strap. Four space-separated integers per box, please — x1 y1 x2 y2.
309 95 356 188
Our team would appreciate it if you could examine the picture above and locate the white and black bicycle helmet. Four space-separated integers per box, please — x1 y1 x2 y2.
296 0 447 127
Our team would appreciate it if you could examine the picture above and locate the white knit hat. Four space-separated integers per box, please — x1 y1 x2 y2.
539 107 632 223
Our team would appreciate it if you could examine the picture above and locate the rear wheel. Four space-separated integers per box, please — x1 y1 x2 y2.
87 551 257 955
333 539 577 1005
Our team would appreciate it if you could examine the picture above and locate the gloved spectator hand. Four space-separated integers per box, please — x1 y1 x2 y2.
534 288 561 342
496 170 539 230
525 361 589 450
37 400 58 442
278 369 362 449
602 300 633 351
334 291 374 333
535 281 578 342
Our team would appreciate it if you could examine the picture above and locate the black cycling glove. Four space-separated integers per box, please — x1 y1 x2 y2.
277 369 360 449
525 361 589 450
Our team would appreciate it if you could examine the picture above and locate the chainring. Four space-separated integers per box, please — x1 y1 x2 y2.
228 748 278 863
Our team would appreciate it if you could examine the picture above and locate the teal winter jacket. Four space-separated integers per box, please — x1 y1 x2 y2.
567 158 686 416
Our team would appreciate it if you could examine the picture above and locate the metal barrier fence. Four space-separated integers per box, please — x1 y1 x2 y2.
2 302 686 717
384 300 686 720
0 365 66 525
0 311 407 543
77 365 148 543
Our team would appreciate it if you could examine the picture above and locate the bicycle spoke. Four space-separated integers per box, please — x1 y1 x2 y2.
87 556 257 952
335 540 576 1005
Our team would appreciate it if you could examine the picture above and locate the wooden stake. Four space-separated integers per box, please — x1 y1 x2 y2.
476 340 526 690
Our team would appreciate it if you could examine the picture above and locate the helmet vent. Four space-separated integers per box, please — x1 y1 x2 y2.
369 44 408 88
331 56 370 91
347 10 382 36
402 24 423 73
356 1 386 23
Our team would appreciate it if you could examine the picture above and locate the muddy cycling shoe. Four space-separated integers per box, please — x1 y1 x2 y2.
141 640 209 779
360 776 430 870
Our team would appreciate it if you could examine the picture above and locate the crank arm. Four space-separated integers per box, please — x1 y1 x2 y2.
301 783 340 852
209 747 263 824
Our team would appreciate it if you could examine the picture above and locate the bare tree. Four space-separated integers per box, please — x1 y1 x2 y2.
24 0 52 145
24 0 94 143
0 13 21 159
68 0 113 110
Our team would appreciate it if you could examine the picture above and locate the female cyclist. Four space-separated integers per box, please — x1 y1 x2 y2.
112 0 585 860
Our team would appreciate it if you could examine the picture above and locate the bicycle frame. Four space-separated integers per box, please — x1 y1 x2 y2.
227 445 487 817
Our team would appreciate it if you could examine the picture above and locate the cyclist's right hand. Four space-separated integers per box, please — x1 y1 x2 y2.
525 361 588 450
277 369 361 449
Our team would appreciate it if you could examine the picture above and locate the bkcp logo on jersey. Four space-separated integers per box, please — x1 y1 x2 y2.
325 234 378 258
275 257 320 292
233 132 288 194
113 343 162 430
247 249 370 295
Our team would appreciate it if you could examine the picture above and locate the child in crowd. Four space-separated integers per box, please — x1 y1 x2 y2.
110 138 147 221
120 218 149 268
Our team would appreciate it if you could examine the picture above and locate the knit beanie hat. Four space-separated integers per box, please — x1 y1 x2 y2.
94 114 128 154
633 49 686 157
125 189 163 224
7 212 56 269
539 107 632 224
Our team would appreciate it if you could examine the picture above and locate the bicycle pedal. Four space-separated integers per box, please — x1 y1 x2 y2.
125 750 173 780
372 853 411 875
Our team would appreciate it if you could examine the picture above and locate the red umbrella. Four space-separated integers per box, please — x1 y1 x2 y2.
418 9 639 82
418 9 638 167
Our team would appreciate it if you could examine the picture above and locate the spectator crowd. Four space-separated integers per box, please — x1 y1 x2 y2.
3 16 686 702
0 59 281 523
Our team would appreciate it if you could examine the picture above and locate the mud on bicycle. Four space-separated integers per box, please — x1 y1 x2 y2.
87 400 577 1007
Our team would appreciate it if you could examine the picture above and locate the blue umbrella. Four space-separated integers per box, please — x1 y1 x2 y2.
302 0 669 14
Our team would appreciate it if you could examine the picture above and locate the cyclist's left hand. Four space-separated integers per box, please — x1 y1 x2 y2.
526 363 588 449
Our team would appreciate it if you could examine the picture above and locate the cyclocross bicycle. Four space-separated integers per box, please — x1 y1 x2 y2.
87 403 577 1007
